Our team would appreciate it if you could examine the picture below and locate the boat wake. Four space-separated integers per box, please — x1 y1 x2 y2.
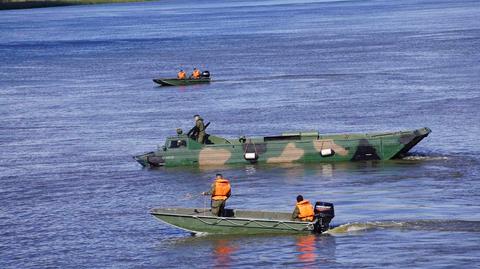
326 219 480 235
224 72 391 83
402 154 449 161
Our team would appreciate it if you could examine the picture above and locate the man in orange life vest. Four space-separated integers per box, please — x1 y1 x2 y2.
191 67 201 79
202 174 231 216
291 195 315 221
177 69 186 79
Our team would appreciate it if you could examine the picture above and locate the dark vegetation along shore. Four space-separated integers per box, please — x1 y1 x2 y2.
0 0 147 10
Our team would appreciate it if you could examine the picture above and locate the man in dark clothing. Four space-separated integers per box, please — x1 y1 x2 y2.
193 114 206 144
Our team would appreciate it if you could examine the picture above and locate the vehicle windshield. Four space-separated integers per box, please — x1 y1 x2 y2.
168 139 187 149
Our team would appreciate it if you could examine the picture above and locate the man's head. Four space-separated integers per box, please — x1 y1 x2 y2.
194 114 200 121
216 173 223 179
296 195 304 202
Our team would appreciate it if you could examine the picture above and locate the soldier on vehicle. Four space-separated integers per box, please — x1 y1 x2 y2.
202 173 232 216
291 195 315 221
193 114 206 144
177 69 186 79
191 67 201 79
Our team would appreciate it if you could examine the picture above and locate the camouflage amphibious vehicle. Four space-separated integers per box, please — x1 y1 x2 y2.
134 127 431 167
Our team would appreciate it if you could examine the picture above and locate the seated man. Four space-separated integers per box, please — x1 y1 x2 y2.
191 67 201 79
177 140 186 147
177 69 186 79
202 174 231 216
291 195 315 221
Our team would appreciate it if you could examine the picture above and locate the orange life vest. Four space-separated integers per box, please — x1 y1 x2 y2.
297 200 314 221
212 178 231 200
177 71 186 79
192 69 201 79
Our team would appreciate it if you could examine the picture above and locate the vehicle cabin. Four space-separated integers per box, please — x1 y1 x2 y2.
162 131 322 151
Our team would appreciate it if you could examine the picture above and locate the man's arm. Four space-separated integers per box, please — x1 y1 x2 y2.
291 206 299 220
226 189 231 199
202 184 215 196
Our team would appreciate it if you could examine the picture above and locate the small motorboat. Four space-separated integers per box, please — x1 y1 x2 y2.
153 71 211 86
150 201 334 235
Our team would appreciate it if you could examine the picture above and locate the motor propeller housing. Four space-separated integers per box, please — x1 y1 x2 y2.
313 201 335 233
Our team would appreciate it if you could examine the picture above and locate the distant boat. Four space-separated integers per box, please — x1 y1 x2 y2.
153 78 211 86
150 202 334 235
153 71 211 86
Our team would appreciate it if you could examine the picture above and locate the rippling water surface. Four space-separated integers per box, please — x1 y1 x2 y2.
1 0 480 267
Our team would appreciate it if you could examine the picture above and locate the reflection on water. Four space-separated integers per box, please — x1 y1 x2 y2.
160 234 338 268
213 239 237 269
244 165 256 176
294 235 337 267
320 164 333 177
296 235 317 264
154 158 434 177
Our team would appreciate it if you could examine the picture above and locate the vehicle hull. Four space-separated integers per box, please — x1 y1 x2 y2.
134 127 431 167
150 208 326 235
153 78 210 86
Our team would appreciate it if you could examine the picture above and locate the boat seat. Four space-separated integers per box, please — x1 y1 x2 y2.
223 208 235 217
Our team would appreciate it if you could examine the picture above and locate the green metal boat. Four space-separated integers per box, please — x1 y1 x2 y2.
150 202 334 235
153 78 211 86
134 126 431 167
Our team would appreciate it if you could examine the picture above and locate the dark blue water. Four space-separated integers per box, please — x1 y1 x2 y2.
1 0 480 267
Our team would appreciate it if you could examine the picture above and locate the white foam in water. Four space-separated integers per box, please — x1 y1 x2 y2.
403 156 449 161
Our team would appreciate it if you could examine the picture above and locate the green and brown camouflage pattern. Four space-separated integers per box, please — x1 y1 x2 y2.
134 127 431 167
153 78 210 86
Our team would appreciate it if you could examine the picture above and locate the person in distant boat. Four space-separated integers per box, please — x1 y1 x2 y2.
202 173 232 216
193 114 206 144
191 67 201 79
292 195 315 221
177 69 186 79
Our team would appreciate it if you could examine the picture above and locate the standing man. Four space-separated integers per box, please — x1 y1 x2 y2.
291 195 315 221
191 67 201 79
193 114 206 144
177 69 186 79
203 174 232 216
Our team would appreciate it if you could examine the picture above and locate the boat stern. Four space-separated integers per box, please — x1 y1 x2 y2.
314 201 335 233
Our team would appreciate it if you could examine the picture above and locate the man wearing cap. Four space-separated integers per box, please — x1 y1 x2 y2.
202 174 232 216
291 195 315 221
193 114 206 144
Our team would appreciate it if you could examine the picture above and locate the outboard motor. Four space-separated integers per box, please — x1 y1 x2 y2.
201 70 210 78
313 201 335 233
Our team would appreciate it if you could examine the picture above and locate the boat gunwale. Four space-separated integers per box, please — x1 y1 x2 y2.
153 78 211 86
149 210 315 225
173 136 408 149
165 127 430 147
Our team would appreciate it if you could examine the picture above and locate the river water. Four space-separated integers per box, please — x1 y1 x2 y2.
1 0 480 267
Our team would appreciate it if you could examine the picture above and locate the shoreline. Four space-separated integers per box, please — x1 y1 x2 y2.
0 0 149 10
